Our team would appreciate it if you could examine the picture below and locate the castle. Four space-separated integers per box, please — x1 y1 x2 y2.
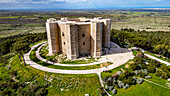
46 17 111 59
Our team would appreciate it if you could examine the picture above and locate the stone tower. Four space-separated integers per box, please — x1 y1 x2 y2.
46 17 111 59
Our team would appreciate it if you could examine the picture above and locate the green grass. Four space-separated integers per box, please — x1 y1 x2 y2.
30 46 110 70
0 55 101 96
127 12 151 16
115 81 170 96
101 60 132 78
145 51 170 63
101 58 170 96
148 73 170 88
132 49 137 56
29 40 47 47
39 44 97 64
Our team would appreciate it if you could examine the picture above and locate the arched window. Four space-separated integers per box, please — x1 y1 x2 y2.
83 42 85 45
62 32 64 36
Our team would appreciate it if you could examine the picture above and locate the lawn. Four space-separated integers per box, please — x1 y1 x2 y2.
39 44 98 64
115 81 170 96
0 55 101 96
101 57 170 96
30 45 111 70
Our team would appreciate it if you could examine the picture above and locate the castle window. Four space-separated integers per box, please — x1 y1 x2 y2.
64 42 65 45
62 32 64 36
82 34 85 37
83 42 85 45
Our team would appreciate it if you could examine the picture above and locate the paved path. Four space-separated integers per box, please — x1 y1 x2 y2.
24 42 134 74
36 43 111 67
145 54 170 66
138 48 170 66
97 72 111 96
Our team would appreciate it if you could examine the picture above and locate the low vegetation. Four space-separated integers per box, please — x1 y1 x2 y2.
111 28 170 59
39 44 99 64
101 50 170 95
30 45 112 70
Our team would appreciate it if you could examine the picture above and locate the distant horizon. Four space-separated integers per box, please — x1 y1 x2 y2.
0 0 170 10
0 7 170 11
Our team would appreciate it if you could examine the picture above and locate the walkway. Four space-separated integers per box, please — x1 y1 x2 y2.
36 43 111 67
144 79 170 90
24 42 134 74
139 48 170 66
145 54 170 66
97 72 111 96
24 42 134 96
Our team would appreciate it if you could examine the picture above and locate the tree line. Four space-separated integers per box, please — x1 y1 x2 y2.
0 33 47 64
111 28 170 58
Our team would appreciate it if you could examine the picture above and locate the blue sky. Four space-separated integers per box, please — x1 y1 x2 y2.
0 0 170 9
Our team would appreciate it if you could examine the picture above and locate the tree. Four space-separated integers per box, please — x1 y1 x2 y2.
154 44 168 55
99 87 106 96
147 65 156 73
11 41 30 66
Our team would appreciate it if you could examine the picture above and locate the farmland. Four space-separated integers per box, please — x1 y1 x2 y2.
0 9 170 38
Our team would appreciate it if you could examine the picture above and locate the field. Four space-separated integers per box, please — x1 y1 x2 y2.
0 9 170 38
0 55 101 96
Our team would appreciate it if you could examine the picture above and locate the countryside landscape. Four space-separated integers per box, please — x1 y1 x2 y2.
0 0 170 96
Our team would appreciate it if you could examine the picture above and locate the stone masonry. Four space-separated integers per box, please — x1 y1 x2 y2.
46 17 111 59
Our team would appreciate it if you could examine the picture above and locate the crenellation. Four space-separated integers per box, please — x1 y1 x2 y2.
46 17 111 59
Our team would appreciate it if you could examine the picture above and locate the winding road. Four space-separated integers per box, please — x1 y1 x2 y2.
24 42 134 96
36 43 111 67
24 42 134 74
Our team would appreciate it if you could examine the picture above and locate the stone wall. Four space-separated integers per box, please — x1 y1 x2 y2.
46 18 111 59
78 24 91 56
90 22 103 57
66 24 79 59
46 20 60 55
58 23 67 54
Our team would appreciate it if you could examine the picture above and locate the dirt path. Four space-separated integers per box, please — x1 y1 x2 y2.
144 79 170 90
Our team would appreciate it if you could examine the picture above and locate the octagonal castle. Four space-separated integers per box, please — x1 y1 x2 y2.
46 17 111 59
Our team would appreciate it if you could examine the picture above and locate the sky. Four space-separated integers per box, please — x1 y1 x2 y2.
0 0 170 9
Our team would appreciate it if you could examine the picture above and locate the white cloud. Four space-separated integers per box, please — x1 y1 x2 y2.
0 0 92 3
156 0 162 2
0 0 15 3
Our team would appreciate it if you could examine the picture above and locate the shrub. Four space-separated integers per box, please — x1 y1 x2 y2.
107 80 113 86
141 63 147 69
145 75 152 79
134 70 140 75
105 85 109 90
147 65 156 73
136 78 144 84
161 73 168 79
137 52 143 58
140 69 148 74
108 86 114 91
112 89 117 95
125 84 130 88
134 56 144 64
123 86 127 89
155 70 162 77
129 63 140 71
99 87 106 96
150 59 160 68
139 72 147 78
122 77 136 85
